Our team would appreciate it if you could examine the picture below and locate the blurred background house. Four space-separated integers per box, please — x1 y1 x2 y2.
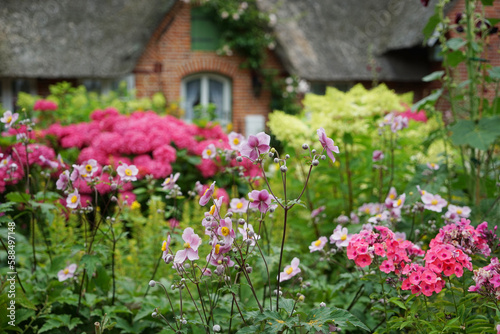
0 0 498 134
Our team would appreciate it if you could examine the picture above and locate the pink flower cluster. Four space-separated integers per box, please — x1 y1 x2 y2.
347 226 424 270
41 108 261 181
469 257 500 300
34 99 58 111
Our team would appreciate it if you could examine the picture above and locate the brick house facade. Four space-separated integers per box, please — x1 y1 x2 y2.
133 1 285 135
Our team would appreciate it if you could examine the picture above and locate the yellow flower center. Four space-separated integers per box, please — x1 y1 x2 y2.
183 242 191 249
209 205 216 216
421 190 426 195
85 164 93 172
285 267 293 275
376 214 382 218
125 168 132 176
389 194 395 199
6 116 12 123
71 195 78 203
314 239 322 246
221 226 230 236
236 202 243 209
233 138 240 145
165 177 171 184
396 199 402 207
215 244 220 255
206 149 212 156
2 160 7 165
341 234 347 241
457 209 462 214
431 163 435 168
364 208 370 213
431 199 438 205
161 240 167 252
63 268 69 275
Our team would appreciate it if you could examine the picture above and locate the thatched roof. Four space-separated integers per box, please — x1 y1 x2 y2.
0 0 175 78
258 0 441 82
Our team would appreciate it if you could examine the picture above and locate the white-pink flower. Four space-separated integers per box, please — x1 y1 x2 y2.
217 217 236 241
56 170 70 190
228 131 245 151
229 197 249 213
66 190 81 209
174 228 202 263
445 204 471 221
279 257 301 282
117 163 138 182
427 162 439 170
1 110 19 129
421 192 447 212
0 155 11 168
162 235 172 263
202 144 217 159
309 236 328 252
330 225 351 248
58 264 77 281
240 132 271 161
162 173 180 190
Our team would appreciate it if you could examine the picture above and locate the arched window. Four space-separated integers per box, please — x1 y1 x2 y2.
181 73 231 126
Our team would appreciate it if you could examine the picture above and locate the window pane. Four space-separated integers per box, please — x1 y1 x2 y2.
185 79 201 120
208 79 223 119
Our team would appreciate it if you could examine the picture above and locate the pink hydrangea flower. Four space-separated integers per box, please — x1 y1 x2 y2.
317 127 339 163
66 190 81 209
34 99 58 111
248 189 272 213
240 132 271 160
1 110 19 129
309 236 328 252
422 192 448 212
117 163 139 182
228 131 245 151
199 181 216 206
202 144 217 159
174 228 202 263
229 197 249 213
58 264 77 281
372 150 384 162
279 257 301 282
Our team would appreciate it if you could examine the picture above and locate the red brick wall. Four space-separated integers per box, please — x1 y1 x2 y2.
427 0 500 111
134 1 285 134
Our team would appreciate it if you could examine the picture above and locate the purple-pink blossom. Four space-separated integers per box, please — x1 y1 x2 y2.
162 173 180 190
1 111 19 129
161 235 172 263
66 190 81 209
372 150 384 162
240 132 271 160
422 192 448 212
199 181 216 206
311 205 325 218
56 170 70 190
174 228 202 263
58 264 77 282
330 225 351 248
279 257 301 282
248 189 272 213
309 236 328 252
229 197 249 213
238 223 260 246
317 127 339 163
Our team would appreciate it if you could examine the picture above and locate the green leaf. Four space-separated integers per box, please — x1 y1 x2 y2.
389 297 407 310
81 254 100 280
5 192 29 204
38 319 64 333
447 50 466 67
423 13 440 39
446 38 466 51
236 325 261 334
489 66 500 80
481 0 494 5
450 117 500 150
412 89 443 111
422 71 444 82
279 298 296 315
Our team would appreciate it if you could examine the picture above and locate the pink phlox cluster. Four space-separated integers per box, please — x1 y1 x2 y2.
34 99 58 111
468 257 500 300
347 226 424 273
431 218 491 257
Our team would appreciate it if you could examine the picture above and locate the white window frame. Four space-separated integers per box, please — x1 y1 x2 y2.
0 78 37 111
181 73 232 126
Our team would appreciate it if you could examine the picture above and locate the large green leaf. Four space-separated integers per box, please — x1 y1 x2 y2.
422 71 444 82
301 307 370 332
450 117 500 150
446 38 466 51
423 13 440 39
81 254 100 280
412 89 443 111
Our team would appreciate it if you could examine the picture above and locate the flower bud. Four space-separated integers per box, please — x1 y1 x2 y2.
312 160 319 166
302 143 309 150
151 311 158 318
238 218 246 225
236 156 243 162
274 158 279 163
280 165 288 172
319 302 326 307
149 280 156 287
213 325 221 332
